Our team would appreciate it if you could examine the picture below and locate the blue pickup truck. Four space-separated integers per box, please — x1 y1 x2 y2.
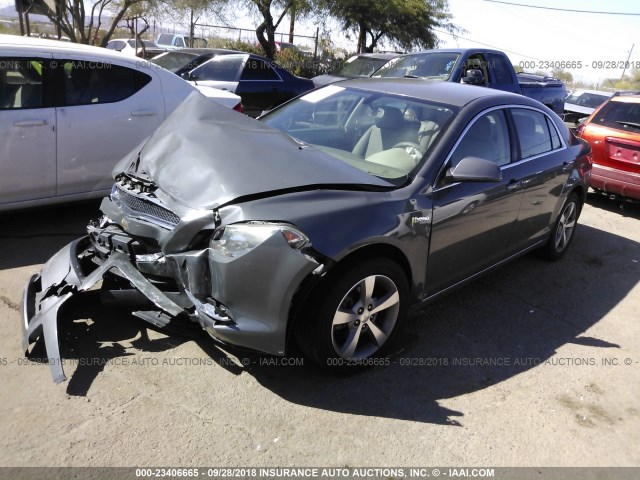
374 48 567 115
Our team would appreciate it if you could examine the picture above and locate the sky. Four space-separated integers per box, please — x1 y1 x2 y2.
239 0 639 87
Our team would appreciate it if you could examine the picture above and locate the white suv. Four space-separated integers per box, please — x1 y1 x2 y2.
0 34 241 211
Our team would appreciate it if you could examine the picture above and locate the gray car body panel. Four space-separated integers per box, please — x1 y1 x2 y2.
22 80 590 382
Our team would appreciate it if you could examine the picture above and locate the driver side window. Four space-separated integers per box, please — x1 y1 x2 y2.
449 110 511 168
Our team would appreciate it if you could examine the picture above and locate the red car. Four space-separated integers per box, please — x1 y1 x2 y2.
577 92 640 201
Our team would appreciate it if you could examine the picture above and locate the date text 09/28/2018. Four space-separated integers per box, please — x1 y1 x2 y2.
518 60 640 70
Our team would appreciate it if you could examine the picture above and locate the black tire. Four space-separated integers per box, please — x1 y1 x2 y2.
541 192 581 260
295 258 409 371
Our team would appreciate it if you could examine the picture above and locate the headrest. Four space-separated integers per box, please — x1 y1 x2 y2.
375 106 404 129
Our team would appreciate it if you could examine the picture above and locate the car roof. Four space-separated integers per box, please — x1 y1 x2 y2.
169 48 243 55
609 92 640 103
353 53 400 60
338 77 528 107
570 89 613 96
109 38 157 43
400 48 505 57
0 33 138 60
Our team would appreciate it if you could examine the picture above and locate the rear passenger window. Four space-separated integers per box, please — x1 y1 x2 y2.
545 116 562 149
60 60 151 106
487 53 514 85
192 57 242 82
241 58 279 81
0 58 44 110
512 109 555 159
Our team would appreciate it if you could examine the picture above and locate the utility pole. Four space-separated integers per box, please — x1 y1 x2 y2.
620 43 635 82
190 8 194 48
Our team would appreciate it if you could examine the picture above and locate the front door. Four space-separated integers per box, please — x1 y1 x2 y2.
426 109 521 295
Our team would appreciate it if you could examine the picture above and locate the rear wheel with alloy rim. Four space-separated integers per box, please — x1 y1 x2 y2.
541 192 581 260
295 259 409 370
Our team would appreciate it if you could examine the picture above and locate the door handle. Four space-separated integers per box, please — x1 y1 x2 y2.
14 120 48 127
506 180 522 192
131 110 157 117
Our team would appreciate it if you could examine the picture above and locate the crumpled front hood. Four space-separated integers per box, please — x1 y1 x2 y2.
114 92 391 210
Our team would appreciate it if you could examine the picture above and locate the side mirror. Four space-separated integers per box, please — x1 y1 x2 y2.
449 156 502 182
461 68 484 86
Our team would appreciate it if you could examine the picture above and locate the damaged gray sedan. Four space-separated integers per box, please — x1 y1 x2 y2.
23 80 592 382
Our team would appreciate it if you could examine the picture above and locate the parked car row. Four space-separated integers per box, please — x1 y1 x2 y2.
313 49 567 116
21 78 594 382
4 32 636 383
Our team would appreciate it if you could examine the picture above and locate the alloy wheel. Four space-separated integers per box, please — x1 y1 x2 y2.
554 200 577 252
331 274 400 359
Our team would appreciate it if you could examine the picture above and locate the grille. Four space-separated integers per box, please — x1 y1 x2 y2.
115 186 181 227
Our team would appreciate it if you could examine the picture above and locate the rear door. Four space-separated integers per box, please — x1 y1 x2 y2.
506 107 572 250
0 55 56 206
52 55 165 197
236 57 284 114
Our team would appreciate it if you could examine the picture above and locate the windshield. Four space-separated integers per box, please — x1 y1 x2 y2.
375 52 460 80
261 85 457 184
157 34 175 45
592 100 640 132
566 91 611 109
335 56 392 77
151 51 200 72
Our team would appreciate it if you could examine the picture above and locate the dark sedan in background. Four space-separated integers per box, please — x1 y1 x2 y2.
182 52 314 116
150 48 242 76
23 80 592 382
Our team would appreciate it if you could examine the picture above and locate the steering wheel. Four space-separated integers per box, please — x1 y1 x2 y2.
393 142 424 163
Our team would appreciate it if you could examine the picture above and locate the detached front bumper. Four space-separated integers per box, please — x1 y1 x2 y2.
23 223 322 383
22 236 186 383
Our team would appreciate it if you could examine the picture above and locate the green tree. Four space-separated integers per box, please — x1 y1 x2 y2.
321 0 459 53
237 0 313 59
551 68 573 83
22 0 152 45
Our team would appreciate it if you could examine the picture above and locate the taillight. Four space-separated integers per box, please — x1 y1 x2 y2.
233 102 244 113
575 122 586 137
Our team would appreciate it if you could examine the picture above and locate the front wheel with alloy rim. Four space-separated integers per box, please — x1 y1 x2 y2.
295 259 409 370
541 192 581 260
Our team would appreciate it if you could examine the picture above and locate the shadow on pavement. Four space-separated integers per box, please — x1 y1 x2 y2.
28 221 639 425
0 201 102 270
586 191 640 218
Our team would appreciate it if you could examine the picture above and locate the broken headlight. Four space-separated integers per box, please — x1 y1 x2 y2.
209 223 308 259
